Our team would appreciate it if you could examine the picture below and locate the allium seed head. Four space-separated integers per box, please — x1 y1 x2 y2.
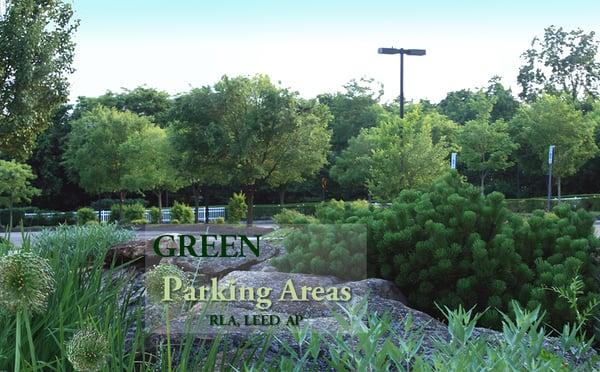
0 251 55 314
145 263 189 304
66 328 109 372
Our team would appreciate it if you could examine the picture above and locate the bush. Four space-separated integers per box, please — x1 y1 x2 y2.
170 219 180 224
273 224 367 280
76 207 98 225
214 217 225 224
85 220 100 226
273 208 318 224
226 192 247 223
171 202 193 224
366 172 600 329
253 203 317 220
149 207 161 224
315 199 372 223
122 204 145 223
109 204 123 223
130 218 148 225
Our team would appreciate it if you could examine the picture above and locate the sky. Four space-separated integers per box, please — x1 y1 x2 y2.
69 0 600 104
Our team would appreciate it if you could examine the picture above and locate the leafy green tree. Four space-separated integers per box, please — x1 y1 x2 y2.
74 86 172 126
518 26 600 102
437 89 493 124
458 119 518 194
168 86 230 222
63 106 157 203
511 95 598 199
0 160 40 230
332 109 453 201
121 126 186 223
0 0 78 159
486 76 520 122
331 106 458 198
215 75 332 225
27 105 89 210
318 77 384 154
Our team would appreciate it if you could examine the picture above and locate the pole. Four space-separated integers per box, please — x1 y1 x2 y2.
547 163 553 211
400 51 404 118
546 145 554 211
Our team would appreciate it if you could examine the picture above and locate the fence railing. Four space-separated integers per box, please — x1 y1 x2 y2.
25 207 226 223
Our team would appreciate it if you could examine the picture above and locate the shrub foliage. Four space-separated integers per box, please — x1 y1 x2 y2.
76 207 98 225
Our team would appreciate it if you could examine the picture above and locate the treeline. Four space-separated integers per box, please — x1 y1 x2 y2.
2 3 600 219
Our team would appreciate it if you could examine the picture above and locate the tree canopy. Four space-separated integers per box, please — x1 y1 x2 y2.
518 26 600 102
0 0 78 160
63 106 158 199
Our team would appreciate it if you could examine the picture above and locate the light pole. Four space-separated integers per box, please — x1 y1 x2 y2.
378 47 426 118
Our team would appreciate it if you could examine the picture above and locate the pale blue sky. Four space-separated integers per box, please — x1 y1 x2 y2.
69 0 600 103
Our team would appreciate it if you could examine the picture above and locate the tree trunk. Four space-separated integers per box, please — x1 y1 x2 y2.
192 184 200 224
203 188 210 224
480 173 485 195
156 191 163 224
8 201 13 239
165 191 169 208
515 164 520 198
278 186 286 205
119 191 125 222
557 177 562 202
246 185 255 227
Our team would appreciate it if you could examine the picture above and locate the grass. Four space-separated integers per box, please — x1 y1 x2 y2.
0 224 597 371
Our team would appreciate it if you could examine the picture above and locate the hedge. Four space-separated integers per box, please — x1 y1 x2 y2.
505 195 600 213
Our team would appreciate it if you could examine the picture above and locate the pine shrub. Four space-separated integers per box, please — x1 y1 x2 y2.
272 224 367 280
367 172 600 329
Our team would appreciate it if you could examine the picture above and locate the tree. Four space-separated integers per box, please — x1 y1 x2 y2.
74 86 172 126
368 118 450 201
458 119 518 194
318 77 384 154
215 75 332 225
518 26 600 102
511 95 598 199
121 126 186 223
0 160 40 231
331 105 458 198
63 106 157 203
168 86 230 223
0 0 78 160
486 76 520 122
437 89 493 124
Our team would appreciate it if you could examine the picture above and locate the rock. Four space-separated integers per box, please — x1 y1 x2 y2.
145 270 598 370
104 239 171 268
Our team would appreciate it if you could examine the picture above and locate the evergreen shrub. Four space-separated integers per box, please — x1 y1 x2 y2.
273 223 367 280
367 172 600 329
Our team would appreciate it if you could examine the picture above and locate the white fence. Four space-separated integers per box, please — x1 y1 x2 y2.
26 207 225 223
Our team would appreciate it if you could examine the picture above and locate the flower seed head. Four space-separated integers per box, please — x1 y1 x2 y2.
66 328 109 372
0 251 55 314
